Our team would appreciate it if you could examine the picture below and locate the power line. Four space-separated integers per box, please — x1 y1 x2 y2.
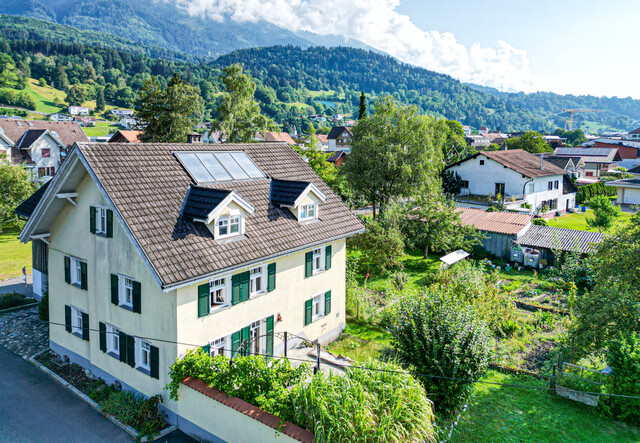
43 320 640 400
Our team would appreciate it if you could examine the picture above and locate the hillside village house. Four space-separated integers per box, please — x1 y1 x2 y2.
17 141 363 438
68 106 90 116
583 138 640 169
446 149 577 215
553 147 622 177
327 126 352 152
538 154 585 178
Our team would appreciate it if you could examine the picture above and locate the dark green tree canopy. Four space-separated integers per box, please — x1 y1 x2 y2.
505 131 552 153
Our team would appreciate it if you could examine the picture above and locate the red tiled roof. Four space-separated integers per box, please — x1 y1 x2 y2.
456 207 531 235
316 134 328 144
181 377 314 442
263 131 296 145
108 130 143 143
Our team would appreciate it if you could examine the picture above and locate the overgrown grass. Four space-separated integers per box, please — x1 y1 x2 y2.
449 370 640 442
547 210 632 232
0 226 31 279
358 249 441 292
326 321 393 362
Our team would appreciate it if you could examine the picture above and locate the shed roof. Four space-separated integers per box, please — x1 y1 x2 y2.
517 225 604 254
456 207 531 235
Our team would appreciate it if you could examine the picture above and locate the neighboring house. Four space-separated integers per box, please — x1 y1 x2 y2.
605 178 640 205
627 165 640 177
202 131 223 144
119 117 139 129
462 125 472 136
258 131 297 145
456 207 531 259
538 154 585 178
74 116 97 127
316 134 329 150
110 109 135 118
17 142 363 438
327 126 352 152
583 138 640 168
2 128 66 180
327 150 347 167
0 119 89 151
466 134 491 149
542 135 565 148
68 106 90 116
108 130 142 143
50 113 74 122
626 126 640 140
553 147 622 177
446 149 577 214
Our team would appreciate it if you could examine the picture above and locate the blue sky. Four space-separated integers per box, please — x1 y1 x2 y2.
179 0 639 98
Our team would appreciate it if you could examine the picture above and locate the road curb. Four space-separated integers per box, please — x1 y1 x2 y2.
29 349 176 442
0 302 39 314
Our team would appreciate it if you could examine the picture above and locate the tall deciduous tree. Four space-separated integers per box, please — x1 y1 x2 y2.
135 74 204 143
214 64 278 143
342 96 444 217
0 161 37 232
505 131 552 153
437 119 475 164
95 87 105 112
357 91 367 120
66 84 88 106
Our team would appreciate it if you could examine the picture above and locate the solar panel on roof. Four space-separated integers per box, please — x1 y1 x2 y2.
174 151 264 184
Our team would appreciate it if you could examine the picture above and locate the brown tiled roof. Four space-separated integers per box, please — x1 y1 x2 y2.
0 120 88 149
78 142 364 287
456 207 531 235
11 146 35 164
108 130 142 143
316 134 329 144
482 149 567 178
182 377 314 442
262 131 296 145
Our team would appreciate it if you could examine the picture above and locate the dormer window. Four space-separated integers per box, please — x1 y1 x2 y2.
218 215 240 238
300 203 317 220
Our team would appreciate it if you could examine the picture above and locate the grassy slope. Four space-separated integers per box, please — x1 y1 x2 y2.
326 322 393 362
0 226 31 279
25 78 66 113
547 210 632 232
82 121 121 137
450 371 640 442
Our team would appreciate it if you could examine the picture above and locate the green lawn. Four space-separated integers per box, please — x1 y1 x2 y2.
82 121 120 137
360 249 441 292
547 210 633 232
450 371 640 442
0 226 31 279
326 321 393 362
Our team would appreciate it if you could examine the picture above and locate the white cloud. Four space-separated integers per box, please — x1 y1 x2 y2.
172 0 538 92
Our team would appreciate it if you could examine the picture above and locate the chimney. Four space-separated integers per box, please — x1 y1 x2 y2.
187 133 202 144
540 155 544 170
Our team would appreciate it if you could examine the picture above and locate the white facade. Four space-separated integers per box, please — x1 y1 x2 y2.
110 109 134 117
68 106 90 116
119 118 138 129
449 154 575 214
50 114 74 122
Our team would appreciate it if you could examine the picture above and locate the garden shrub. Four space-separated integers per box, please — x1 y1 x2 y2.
0 292 35 310
100 391 166 437
38 292 49 321
555 374 601 393
292 359 436 442
348 216 404 276
600 332 640 425
531 217 547 226
389 289 492 413
576 181 616 203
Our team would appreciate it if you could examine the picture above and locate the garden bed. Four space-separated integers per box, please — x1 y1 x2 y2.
34 351 171 440
0 292 36 311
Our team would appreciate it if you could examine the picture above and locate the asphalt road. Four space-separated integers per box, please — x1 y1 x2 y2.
0 346 131 442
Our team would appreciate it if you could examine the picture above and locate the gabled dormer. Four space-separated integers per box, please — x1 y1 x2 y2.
270 179 327 223
181 186 255 241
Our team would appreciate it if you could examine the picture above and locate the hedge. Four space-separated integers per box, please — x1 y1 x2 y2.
577 181 616 204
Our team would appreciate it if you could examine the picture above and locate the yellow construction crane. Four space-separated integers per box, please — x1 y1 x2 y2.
562 108 604 131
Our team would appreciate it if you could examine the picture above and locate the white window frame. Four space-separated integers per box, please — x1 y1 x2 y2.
118 275 134 308
250 320 262 356
300 203 317 220
548 181 553 191
210 278 227 310
250 266 264 296
95 206 108 235
312 247 325 274
554 180 559 190
106 324 120 355
210 336 229 357
312 294 324 321
217 216 242 238
528 183 535 194
70 257 83 287
135 338 151 371
71 306 83 335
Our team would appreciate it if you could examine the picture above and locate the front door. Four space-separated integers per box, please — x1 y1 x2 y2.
495 183 505 198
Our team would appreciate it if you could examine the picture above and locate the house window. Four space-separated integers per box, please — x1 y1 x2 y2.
312 294 324 320
479 160 485 165
313 248 324 273
210 337 228 357
119 276 134 308
554 180 559 190
95 207 108 235
528 183 535 194
42 148 50 158
217 216 240 238
250 267 263 295
550 199 558 210
70 257 83 287
38 167 55 177
106 324 120 354
210 278 226 308
548 181 553 191
71 306 84 335
136 339 151 371
461 180 469 188
250 321 261 356
300 203 317 220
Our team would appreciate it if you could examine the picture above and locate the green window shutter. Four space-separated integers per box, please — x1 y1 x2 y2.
304 299 312 326
80 261 88 290
241 271 250 302
197 283 209 317
305 251 313 278
241 326 251 356
231 274 241 305
132 281 142 314
64 305 72 332
64 256 71 284
231 330 241 357
201 344 210 355
89 206 96 234
119 332 128 363
81 312 89 341
126 335 136 368
267 263 276 292
106 209 113 238
99 322 107 352
325 245 332 270
150 345 159 379
325 291 332 316
111 274 119 305
265 315 274 358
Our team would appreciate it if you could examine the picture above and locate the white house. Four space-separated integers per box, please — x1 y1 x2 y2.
119 117 139 129
5 129 66 181
110 109 135 118
605 178 640 205
50 113 74 122
17 142 363 440
68 106 90 116
446 149 577 215
327 126 352 152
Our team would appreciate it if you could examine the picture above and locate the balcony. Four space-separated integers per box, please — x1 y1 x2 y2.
455 192 528 211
